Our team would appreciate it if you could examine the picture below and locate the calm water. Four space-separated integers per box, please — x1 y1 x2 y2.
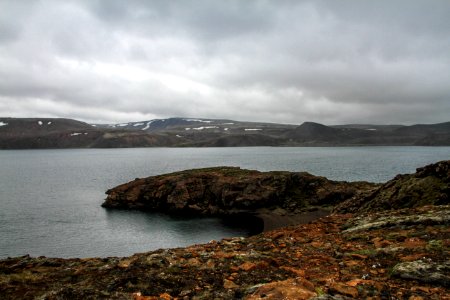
0 147 449 258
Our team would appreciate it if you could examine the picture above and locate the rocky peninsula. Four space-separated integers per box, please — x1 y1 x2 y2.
1 161 449 299
102 167 378 231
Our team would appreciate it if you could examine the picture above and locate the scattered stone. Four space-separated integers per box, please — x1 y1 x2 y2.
342 206 450 233
238 262 258 272
245 278 317 300
328 282 359 298
223 279 239 289
391 260 450 286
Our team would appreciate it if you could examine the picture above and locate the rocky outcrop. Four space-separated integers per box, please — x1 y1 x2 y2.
103 161 450 229
0 205 448 299
334 160 450 213
102 167 378 217
391 260 450 286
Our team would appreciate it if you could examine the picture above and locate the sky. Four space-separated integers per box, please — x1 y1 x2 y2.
0 0 449 125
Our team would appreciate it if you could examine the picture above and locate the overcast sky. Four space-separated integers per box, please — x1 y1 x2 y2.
1 0 449 125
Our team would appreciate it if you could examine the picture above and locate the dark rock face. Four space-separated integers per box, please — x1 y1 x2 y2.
102 167 377 216
334 160 450 213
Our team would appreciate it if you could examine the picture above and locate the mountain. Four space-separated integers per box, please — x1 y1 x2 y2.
0 118 100 149
391 122 450 145
286 121 450 146
0 117 92 134
0 117 177 149
283 122 357 144
1 117 450 148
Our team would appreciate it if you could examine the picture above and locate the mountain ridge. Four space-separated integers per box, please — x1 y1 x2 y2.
1 117 450 148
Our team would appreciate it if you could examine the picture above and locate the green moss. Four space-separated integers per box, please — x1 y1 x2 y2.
166 265 182 274
385 232 402 241
345 248 378 258
0 271 42 284
344 234 370 241
426 240 444 251
315 286 325 296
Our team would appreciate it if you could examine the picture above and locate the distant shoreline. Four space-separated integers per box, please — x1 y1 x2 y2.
2 117 450 148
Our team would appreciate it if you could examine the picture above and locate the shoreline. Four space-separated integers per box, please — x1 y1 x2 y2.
1 205 447 299
256 208 332 232
220 208 332 237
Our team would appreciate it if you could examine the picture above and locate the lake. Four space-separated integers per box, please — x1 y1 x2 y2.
0 146 449 258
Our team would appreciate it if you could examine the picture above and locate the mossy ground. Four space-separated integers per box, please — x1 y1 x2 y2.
1 205 448 299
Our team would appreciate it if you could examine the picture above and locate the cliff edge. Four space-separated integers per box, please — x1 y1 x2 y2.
102 167 377 218
334 160 450 213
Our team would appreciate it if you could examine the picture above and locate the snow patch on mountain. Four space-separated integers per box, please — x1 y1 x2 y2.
183 119 212 123
142 121 154 130
70 132 88 136
192 126 219 130
0 122 8 127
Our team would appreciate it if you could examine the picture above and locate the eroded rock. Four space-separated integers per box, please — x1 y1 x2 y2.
103 167 377 217
245 278 317 300
391 260 450 286
335 160 450 213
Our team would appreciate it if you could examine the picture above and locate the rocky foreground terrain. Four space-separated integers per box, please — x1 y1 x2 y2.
0 161 449 299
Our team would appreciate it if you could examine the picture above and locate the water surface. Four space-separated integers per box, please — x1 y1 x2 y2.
0 147 448 258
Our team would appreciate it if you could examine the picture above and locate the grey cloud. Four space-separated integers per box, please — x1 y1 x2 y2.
207 2 450 109
0 1 37 42
0 0 449 124
88 0 273 40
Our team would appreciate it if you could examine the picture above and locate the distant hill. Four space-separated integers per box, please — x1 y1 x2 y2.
331 124 404 131
0 118 92 135
1 117 449 148
0 117 183 149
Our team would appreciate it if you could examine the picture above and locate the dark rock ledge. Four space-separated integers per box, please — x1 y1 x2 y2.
102 167 378 231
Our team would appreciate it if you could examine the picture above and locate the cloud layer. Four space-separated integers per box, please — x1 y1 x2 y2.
1 0 449 124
